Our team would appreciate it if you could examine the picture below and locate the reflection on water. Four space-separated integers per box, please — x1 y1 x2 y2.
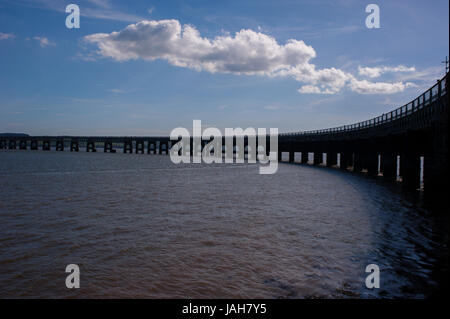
0 151 447 298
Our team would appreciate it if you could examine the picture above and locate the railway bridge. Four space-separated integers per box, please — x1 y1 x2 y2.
277 74 448 209
1 74 448 210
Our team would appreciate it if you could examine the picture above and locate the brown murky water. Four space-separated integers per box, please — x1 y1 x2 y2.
0 151 447 298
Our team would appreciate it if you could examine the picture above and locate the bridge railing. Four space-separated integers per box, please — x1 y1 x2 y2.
282 73 448 137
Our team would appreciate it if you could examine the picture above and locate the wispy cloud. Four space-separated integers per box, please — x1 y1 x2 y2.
10 0 143 22
298 85 334 95
108 89 126 94
0 32 15 40
87 0 111 9
84 19 417 95
358 65 416 78
264 105 281 110
394 66 444 83
349 79 417 94
33 36 55 47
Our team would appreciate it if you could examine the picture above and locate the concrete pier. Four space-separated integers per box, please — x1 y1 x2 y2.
136 140 145 154
327 152 337 167
70 141 79 152
340 152 352 170
289 151 295 163
160 142 168 155
104 141 116 153
56 140 64 151
381 152 397 182
301 151 308 164
148 142 155 154
401 153 421 190
42 140 50 151
86 141 96 152
19 140 27 150
9 140 16 150
313 152 322 165
123 140 132 154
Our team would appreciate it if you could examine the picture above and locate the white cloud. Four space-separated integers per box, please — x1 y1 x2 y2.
358 65 416 78
394 66 443 83
298 85 338 95
108 89 125 93
0 32 14 40
85 20 316 75
349 79 417 94
33 36 54 47
84 19 422 95
298 85 322 94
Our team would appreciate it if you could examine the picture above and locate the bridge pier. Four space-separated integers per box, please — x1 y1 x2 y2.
353 151 365 172
104 141 116 153
42 140 50 151
301 151 308 164
326 152 337 167
86 141 96 152
381 152 397 182
123 140 132 153
56 140 64 151
8 140 16 150
136 140 145 154
148 142 155 154
30 140 38 150
424 153 448 207
339 152 352 170
313 152 322 165
70 141 79 152
161 141 170 155
19 140 27 150
244 143 250 160
264 136 271 157
288 151 295 163
366 152 379 176
400 153 421 190
423 95 449 208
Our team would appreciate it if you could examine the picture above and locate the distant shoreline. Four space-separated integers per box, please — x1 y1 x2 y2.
0 133 29 137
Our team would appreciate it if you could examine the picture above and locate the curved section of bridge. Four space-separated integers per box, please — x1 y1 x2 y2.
1 74 448 209
277 73 448 209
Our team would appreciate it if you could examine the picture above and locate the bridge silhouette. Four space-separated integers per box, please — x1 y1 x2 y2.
1 73 448 209
277 73 448 209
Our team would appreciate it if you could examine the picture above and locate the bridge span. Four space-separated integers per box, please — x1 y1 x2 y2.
277 73 448 210
1 74 448 210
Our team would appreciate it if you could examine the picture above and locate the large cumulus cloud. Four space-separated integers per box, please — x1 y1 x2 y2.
84 19 416 95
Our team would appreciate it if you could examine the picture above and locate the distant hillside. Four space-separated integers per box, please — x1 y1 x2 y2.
0 133 29 137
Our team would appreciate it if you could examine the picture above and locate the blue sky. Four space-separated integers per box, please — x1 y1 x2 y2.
0 0 448 135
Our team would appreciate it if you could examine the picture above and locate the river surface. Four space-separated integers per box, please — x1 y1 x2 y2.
0 150 448 298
